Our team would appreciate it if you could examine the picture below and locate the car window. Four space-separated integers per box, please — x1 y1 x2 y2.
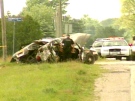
93 41 103 47
102 40 128 46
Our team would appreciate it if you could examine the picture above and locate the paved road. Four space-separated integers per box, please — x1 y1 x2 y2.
95 60 135 101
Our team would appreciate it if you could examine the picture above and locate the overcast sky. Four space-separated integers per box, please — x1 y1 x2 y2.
66 0 121 21
2 0 121 21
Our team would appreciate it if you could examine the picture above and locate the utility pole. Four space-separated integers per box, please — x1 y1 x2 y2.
56 0 62 37
0 0 7 62
59 0 62 37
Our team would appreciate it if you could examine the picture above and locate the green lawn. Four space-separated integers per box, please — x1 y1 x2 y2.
0 60 105 101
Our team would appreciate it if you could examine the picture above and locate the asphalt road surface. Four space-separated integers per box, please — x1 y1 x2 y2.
94 59 135 101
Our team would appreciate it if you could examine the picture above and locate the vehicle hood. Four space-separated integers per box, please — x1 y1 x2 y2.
70 33 91 46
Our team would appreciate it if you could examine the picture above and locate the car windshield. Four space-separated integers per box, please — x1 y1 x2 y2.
102 40 128 46
93 41 103 47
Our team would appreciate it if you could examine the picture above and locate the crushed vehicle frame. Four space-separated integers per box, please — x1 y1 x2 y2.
10 36 98 64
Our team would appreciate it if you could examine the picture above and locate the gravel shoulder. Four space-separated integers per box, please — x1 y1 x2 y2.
94 61 135 101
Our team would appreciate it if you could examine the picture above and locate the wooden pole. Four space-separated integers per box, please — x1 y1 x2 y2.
0 0 7 62
56 0 62 37
59 0 62 37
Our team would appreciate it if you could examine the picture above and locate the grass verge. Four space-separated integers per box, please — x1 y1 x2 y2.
0 60 105 101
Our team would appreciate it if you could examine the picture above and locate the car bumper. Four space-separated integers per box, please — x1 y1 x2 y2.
101 51 130 57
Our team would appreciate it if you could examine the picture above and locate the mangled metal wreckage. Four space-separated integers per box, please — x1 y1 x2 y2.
10 33 98 64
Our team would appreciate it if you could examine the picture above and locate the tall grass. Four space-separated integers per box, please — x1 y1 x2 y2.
0 60 104 101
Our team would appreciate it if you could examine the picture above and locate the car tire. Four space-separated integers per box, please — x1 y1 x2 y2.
83 53 95 64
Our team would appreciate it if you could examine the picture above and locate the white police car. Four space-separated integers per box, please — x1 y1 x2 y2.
100 37 131 60
90 38 106 57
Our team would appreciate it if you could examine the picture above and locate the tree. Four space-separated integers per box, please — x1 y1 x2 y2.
95 26 124 38
71 19 84 33
26 0 68 12
81 15 100 34
22 0 69 37
22 4 54 36
5 15 42 54
100 18 118 27
120 0 135 36
62 15 100 34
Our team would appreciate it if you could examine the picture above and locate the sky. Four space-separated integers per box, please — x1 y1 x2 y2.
3 0 26 15
2 0 121 21
66 0 122 21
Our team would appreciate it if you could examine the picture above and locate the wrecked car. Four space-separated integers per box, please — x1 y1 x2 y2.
10 38 54 63
10 34 98 64
36 37 97 64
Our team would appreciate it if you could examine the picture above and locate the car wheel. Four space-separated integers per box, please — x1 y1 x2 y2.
83 53 95 64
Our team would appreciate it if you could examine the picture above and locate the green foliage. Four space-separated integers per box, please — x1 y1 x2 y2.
22 4 54 36
26 0 68 11
66 15 100 35
95 26 124 38
71 19 84 33
24 0 68 37
5 15 42 54
81 15 100 34
123 30 133 43
120 0 135 36
0 61 105 101
100 18 118 27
